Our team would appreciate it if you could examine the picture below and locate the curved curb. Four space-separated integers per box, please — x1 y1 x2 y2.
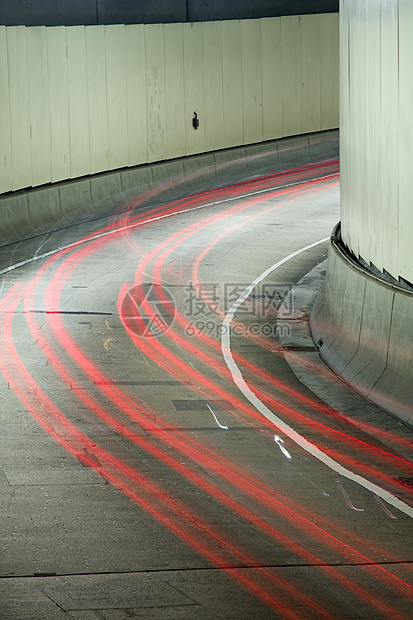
310 224 413 427
0 130 338 248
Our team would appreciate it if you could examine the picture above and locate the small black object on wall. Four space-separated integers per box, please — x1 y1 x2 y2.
192 112 199 130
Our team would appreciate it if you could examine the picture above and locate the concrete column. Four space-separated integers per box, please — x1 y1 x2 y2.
310 0 413 426
340 0 412 286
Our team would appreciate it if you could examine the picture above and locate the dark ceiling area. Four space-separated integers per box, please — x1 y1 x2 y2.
0 0 339 27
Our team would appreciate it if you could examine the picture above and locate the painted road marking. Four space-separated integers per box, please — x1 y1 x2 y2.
206 403 229 430
221 238 413 520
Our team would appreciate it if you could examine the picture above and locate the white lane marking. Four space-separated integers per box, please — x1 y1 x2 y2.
373 493 397 520
221 238 413 520
206 403 229 430
334 479 365 512
0 173 338 277
274 435 292 459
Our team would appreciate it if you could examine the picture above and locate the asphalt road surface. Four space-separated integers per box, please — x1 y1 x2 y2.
0 159 412 619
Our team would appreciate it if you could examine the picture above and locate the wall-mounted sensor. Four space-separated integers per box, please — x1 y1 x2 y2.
192 112 199 130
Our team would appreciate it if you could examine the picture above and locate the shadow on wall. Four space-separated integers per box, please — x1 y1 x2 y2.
0 0 340 26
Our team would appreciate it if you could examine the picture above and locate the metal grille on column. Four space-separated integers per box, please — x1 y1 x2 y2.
340 0 413 285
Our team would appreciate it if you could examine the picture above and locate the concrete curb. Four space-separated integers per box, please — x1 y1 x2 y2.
310 224 413 427
0 130 338 248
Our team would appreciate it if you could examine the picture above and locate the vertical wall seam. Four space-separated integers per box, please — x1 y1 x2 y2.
65 28 74 179
298 15 303 136
260 19 264 141
341 279 367 375
279 17 284 137
162 23 168 160
4 29 12 191
260 19 265 140
396 0 401 282
239 21 245 146
219 20 225 148
6 28 14 190
201 22 207 153
367 291 395 397
318 14 321 131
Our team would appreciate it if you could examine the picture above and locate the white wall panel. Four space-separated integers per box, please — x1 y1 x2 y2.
341 0 355 253
105 25 128 171
27 27 51 187
364 2 382 271
1 17 339 197
202 21 225 152
339 0 351 246
241 20 263 145
183 22 205 156
145 24 166 163
0 27 12 193
66 27 90 179
346 0 366 258
320 13 339 131
46 27 71 183
348 1 364 256
222 20 243 148
164 23 185 160
125 25 147 166
85 26 109 174
355 2 369 261
281 16 302 137
341 0 413 283
7 27 32 190
300 15 321 134
261 18 282 141
380 0 399 278
398 0 413 283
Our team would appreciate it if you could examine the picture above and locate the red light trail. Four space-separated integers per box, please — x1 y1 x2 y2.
1 160 412 618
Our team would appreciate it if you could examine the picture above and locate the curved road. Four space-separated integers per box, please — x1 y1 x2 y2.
0 160 412 619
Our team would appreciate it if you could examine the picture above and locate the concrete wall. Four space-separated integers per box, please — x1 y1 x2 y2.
311 1 413 426
311 228 413 427
0 1 339 26
0 15 339 196
340 0 413 286
0 130 339 247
